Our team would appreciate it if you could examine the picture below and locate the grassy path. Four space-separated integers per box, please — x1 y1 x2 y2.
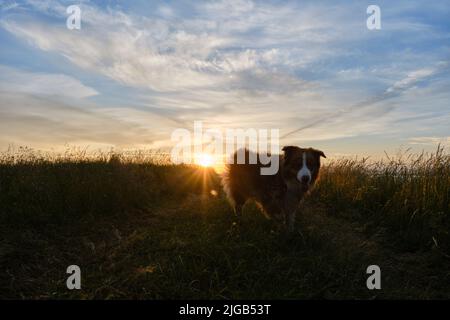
2 193 448 299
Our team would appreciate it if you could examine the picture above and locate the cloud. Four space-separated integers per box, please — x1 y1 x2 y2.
1 0 357 94
1 9 229 92
386 67 440 94
408 136 450 145
281 61 450 140
0 65 98 98
0 91 175 149
1 1 20 12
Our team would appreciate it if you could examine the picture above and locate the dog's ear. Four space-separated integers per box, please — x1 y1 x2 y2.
313 149 326 158
282 146 300 163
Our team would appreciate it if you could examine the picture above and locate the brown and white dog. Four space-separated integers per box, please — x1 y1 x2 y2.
221 146 326 231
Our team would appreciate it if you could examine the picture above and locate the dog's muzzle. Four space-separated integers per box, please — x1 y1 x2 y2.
300 175 310 185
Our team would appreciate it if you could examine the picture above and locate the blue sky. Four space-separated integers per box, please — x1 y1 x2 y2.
0 0 449 157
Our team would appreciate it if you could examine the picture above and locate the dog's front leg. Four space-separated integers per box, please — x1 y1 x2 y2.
283 190 299 232
287 208 297 232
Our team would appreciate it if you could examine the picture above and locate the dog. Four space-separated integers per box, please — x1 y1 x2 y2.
221 146 326 231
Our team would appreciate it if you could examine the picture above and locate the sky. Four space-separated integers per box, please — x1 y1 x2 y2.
0 0 449 159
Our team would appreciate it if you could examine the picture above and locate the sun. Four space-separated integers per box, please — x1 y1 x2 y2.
196 153 214 167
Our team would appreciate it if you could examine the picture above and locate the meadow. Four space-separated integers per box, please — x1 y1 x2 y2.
0 146 449 299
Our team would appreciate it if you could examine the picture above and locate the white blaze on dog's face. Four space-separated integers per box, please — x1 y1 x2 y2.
282 146 326 190
297 152 312 185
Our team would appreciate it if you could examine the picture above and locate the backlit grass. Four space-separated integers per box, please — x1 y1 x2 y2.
0 146 448 299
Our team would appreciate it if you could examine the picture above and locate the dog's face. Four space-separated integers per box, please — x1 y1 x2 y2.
282 146 326 192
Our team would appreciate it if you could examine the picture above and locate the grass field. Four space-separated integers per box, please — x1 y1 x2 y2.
0 146 449 299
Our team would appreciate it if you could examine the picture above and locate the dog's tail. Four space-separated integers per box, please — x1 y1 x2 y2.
220 161 235 208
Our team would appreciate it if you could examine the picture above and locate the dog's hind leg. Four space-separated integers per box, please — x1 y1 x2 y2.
230 192 245 218
234 203 243 218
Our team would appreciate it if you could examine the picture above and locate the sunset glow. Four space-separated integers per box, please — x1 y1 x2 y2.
196 153 214 168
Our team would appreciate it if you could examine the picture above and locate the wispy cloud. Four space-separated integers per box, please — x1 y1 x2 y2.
0 1 20 12
282 61 450 139
0 91 175 149
386 63 448 94
0 65 98 98
408 136 450 145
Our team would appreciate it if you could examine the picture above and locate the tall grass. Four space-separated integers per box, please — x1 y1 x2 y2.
0 145 448 251
0 146 218 227
312 146 450 251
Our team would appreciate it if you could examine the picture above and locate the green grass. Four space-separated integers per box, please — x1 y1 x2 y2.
0 146 449 299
